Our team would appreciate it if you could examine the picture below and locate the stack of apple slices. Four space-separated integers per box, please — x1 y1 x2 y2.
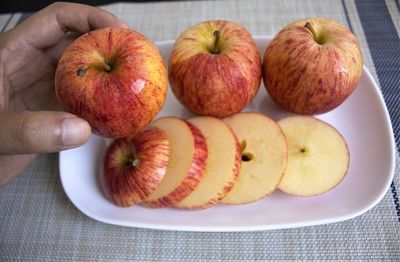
102 113 349 210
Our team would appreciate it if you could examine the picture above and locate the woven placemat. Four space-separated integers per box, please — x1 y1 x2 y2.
1 0 399 260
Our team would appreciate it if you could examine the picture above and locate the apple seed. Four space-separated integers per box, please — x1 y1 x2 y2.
241 152 254 162
240 140 247 152
299 146 309 155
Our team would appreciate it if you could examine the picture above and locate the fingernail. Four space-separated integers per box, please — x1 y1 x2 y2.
62 117 91 146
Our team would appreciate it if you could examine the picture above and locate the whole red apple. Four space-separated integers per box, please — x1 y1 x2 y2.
102 126 170 207
169 20 262 117
55 27 168 138
263 18 363 114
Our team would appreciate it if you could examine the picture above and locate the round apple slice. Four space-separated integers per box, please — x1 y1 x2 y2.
102 127 169 207
221 112 288 204
174 116 241 210
277 116 350 196
142 117 207 207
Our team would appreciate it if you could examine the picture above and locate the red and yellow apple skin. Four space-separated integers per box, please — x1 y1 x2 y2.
102 127 170 207
263 18 363 114
169 20 262 117
173 116 241 210
55 27 168 138
142 121 208 208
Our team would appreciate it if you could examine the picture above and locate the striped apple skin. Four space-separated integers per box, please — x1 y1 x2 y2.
141 120 208 208
55 27 168 138
169 20 262 117
263 18 363 114
102 127 169 207
173 116 241 210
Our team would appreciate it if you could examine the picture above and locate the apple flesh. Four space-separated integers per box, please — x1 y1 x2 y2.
102 127 169 207
222 112 287 204
277 116 349 196
142 117 207 207
55 27 168 138
169 20 262 117
263 18 363 114
174 116 241 209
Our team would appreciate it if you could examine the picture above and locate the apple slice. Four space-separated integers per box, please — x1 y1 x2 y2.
277 116 350 196
102 127 169 207
174 116 241 209
142 117 207 207
221 112 288 204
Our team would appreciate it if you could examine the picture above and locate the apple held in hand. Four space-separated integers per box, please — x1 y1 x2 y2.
102 127 170 207
169 20 262 117
263 18 363 114
55 27 168 138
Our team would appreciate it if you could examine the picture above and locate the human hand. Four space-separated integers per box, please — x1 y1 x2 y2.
0 2 127 185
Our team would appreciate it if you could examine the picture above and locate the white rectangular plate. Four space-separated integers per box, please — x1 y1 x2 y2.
59 36 396 232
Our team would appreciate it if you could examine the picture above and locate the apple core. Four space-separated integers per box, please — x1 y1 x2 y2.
240 140 254 162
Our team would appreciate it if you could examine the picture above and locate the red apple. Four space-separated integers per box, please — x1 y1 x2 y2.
263 18 363 114
55 27 168 138
169 20 262 117
102 126 170 207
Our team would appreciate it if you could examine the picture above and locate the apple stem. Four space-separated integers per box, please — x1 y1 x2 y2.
304 22 321 44
212 30 221 54
76 62 112 77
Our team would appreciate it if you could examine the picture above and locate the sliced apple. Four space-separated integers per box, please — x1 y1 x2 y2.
141 117 207 207
102 127 170 207
220 112 288 204
174 116 241 209
277 116 350 196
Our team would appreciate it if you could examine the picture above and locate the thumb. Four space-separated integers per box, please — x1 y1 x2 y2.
0 111 91 154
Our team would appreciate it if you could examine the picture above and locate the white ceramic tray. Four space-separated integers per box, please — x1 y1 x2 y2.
59 36 395 231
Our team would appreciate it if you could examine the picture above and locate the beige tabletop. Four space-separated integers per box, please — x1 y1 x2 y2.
1 0 399 260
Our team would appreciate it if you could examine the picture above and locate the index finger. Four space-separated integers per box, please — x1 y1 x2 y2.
9 2 128 49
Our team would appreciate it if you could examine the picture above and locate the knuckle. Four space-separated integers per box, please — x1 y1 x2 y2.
50 2 67 10
17 114 44 151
